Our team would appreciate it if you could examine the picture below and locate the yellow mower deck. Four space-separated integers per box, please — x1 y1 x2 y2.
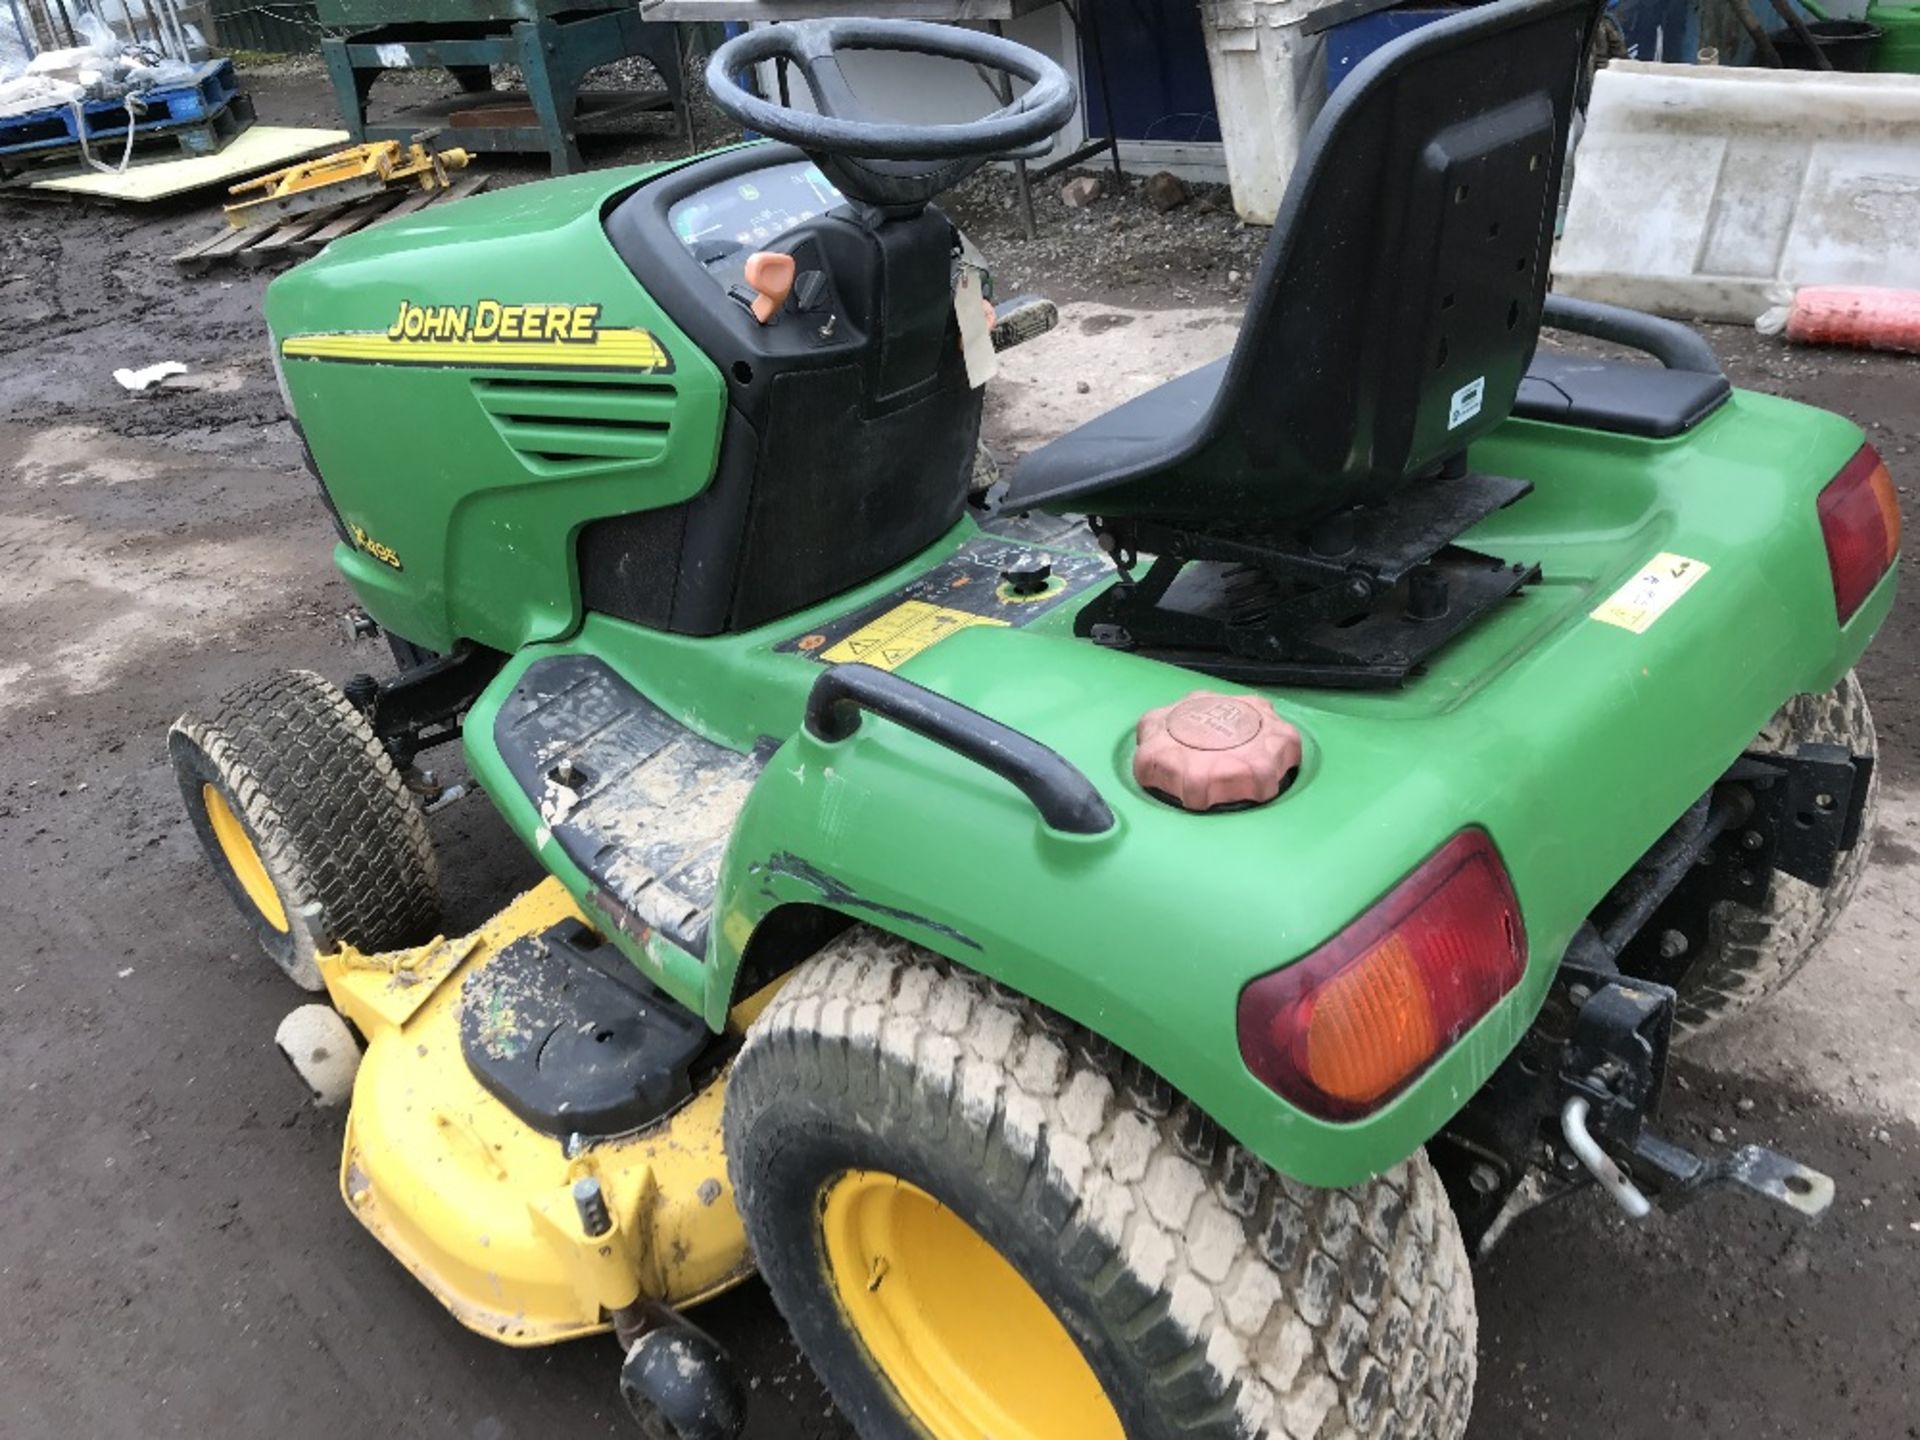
319 882 753 1346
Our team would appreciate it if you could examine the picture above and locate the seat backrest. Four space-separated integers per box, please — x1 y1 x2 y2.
1107 0 1599 528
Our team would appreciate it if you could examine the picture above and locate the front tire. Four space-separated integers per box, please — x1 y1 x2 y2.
725 931 1476 1440
1672 671 1879 1037
170 669 440 989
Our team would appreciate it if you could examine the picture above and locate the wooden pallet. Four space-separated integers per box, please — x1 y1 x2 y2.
170 173 491 275
0 60 244 163
1 97 258 188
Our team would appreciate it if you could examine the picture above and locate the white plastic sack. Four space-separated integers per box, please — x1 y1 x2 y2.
126 59 198 89
114 362 189 392
74 14 123 58
0 73 85 121
26 45 106 76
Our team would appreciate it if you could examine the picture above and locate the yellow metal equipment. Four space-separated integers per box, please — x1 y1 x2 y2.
201 784 289 932
224 140 473 229
319 880 756 1345
819 1172 1127 1440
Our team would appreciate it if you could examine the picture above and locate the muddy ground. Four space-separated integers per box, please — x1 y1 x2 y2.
2 57 1918 1440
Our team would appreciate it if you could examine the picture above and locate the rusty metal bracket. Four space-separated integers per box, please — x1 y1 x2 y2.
1630 1130 1836 1219
225 139 472 228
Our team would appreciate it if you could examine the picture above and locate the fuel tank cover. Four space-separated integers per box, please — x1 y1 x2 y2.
1133 691 1303 813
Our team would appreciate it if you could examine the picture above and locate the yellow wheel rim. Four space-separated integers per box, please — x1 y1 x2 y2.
819 1171 1124 1440
202 784 289 933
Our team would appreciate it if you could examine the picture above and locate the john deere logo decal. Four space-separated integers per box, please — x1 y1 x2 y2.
280 299 673 373
385 300 603 343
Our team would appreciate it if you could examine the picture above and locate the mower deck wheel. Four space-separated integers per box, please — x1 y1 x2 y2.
275 1004 361 1106
1673 670 1879 1037
725 930 1476 1440
618 1318 748 1440
169 669 440 989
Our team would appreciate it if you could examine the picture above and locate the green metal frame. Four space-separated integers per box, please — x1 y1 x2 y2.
320 9 689 175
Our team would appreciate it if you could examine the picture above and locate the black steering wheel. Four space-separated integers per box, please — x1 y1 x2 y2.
705 19 1077 212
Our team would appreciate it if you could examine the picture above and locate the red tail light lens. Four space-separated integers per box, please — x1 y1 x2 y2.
1818 445 1901 625
1237 829 1526 1120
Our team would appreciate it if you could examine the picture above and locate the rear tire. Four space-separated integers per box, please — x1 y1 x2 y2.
1672 671 1879 1038
170 669 440 989
725 930 1476 1440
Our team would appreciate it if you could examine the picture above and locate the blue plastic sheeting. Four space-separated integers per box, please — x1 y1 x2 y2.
1326 7 1455 93
1325 0 1703 95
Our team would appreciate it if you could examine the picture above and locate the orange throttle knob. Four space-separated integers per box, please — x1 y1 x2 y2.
744 251 797 325
1133 691 1302 812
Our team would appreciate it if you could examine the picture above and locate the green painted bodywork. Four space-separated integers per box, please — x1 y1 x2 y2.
268 173 1893 1188
266 162 727 654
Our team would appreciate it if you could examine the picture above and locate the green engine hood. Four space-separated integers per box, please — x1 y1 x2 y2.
264 161 728 653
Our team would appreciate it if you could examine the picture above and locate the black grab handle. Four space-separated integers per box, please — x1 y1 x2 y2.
1541 295 1724 377
804 664 1115 836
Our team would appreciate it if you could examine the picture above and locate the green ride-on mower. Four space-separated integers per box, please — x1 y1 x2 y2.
171 0 1900 1434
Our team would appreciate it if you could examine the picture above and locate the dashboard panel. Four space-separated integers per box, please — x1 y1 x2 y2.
669 158 846 284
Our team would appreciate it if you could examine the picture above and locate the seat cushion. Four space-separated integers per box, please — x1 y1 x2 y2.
1004 349 1731 513
1514 350 1730 439
1003 357 1226 511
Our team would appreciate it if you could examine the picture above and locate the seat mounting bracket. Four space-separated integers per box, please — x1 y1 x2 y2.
1077 469 1538 690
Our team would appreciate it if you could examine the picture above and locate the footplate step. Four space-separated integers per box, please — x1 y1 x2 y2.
491 655 763 958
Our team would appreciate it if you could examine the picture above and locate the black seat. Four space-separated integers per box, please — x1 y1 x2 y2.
1024 345 1730 475
1006 0 1602 526
1515 349 1729 439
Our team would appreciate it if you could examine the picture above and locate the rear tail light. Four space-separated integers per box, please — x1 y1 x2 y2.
1818 444 1900 625
1237 829 1526 1121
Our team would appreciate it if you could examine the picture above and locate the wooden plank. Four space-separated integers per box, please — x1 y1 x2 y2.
237 211 343 268
169 225 247 266
28 126 351 201
290 191 410 257
172 222 265 274
170 172 492 274
449 103 541 130
381 171 491 223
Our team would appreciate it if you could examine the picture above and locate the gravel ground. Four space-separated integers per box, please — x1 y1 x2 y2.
944 165 1266 306
1 53 1917 1440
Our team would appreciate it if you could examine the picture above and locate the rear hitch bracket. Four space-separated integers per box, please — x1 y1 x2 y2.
1557 977 1835 1223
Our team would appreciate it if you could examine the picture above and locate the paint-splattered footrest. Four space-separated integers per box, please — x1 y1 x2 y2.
492 655 764 958
459 915 715 1137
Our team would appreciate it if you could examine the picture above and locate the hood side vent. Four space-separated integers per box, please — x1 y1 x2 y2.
474 375 675 473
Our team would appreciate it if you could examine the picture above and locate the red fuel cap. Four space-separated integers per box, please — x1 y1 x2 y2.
1133 691 1302 812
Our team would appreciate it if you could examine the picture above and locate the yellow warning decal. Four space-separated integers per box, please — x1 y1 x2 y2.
1591 552 1710 635
819 599 1007 671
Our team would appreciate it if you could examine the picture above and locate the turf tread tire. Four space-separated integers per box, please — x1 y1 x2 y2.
169 669 439 989
726 931 1476 1440
1673 671 1878 1037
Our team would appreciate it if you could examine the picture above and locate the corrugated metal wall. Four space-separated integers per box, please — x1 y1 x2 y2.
13 0 255 54
207 0 323 53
